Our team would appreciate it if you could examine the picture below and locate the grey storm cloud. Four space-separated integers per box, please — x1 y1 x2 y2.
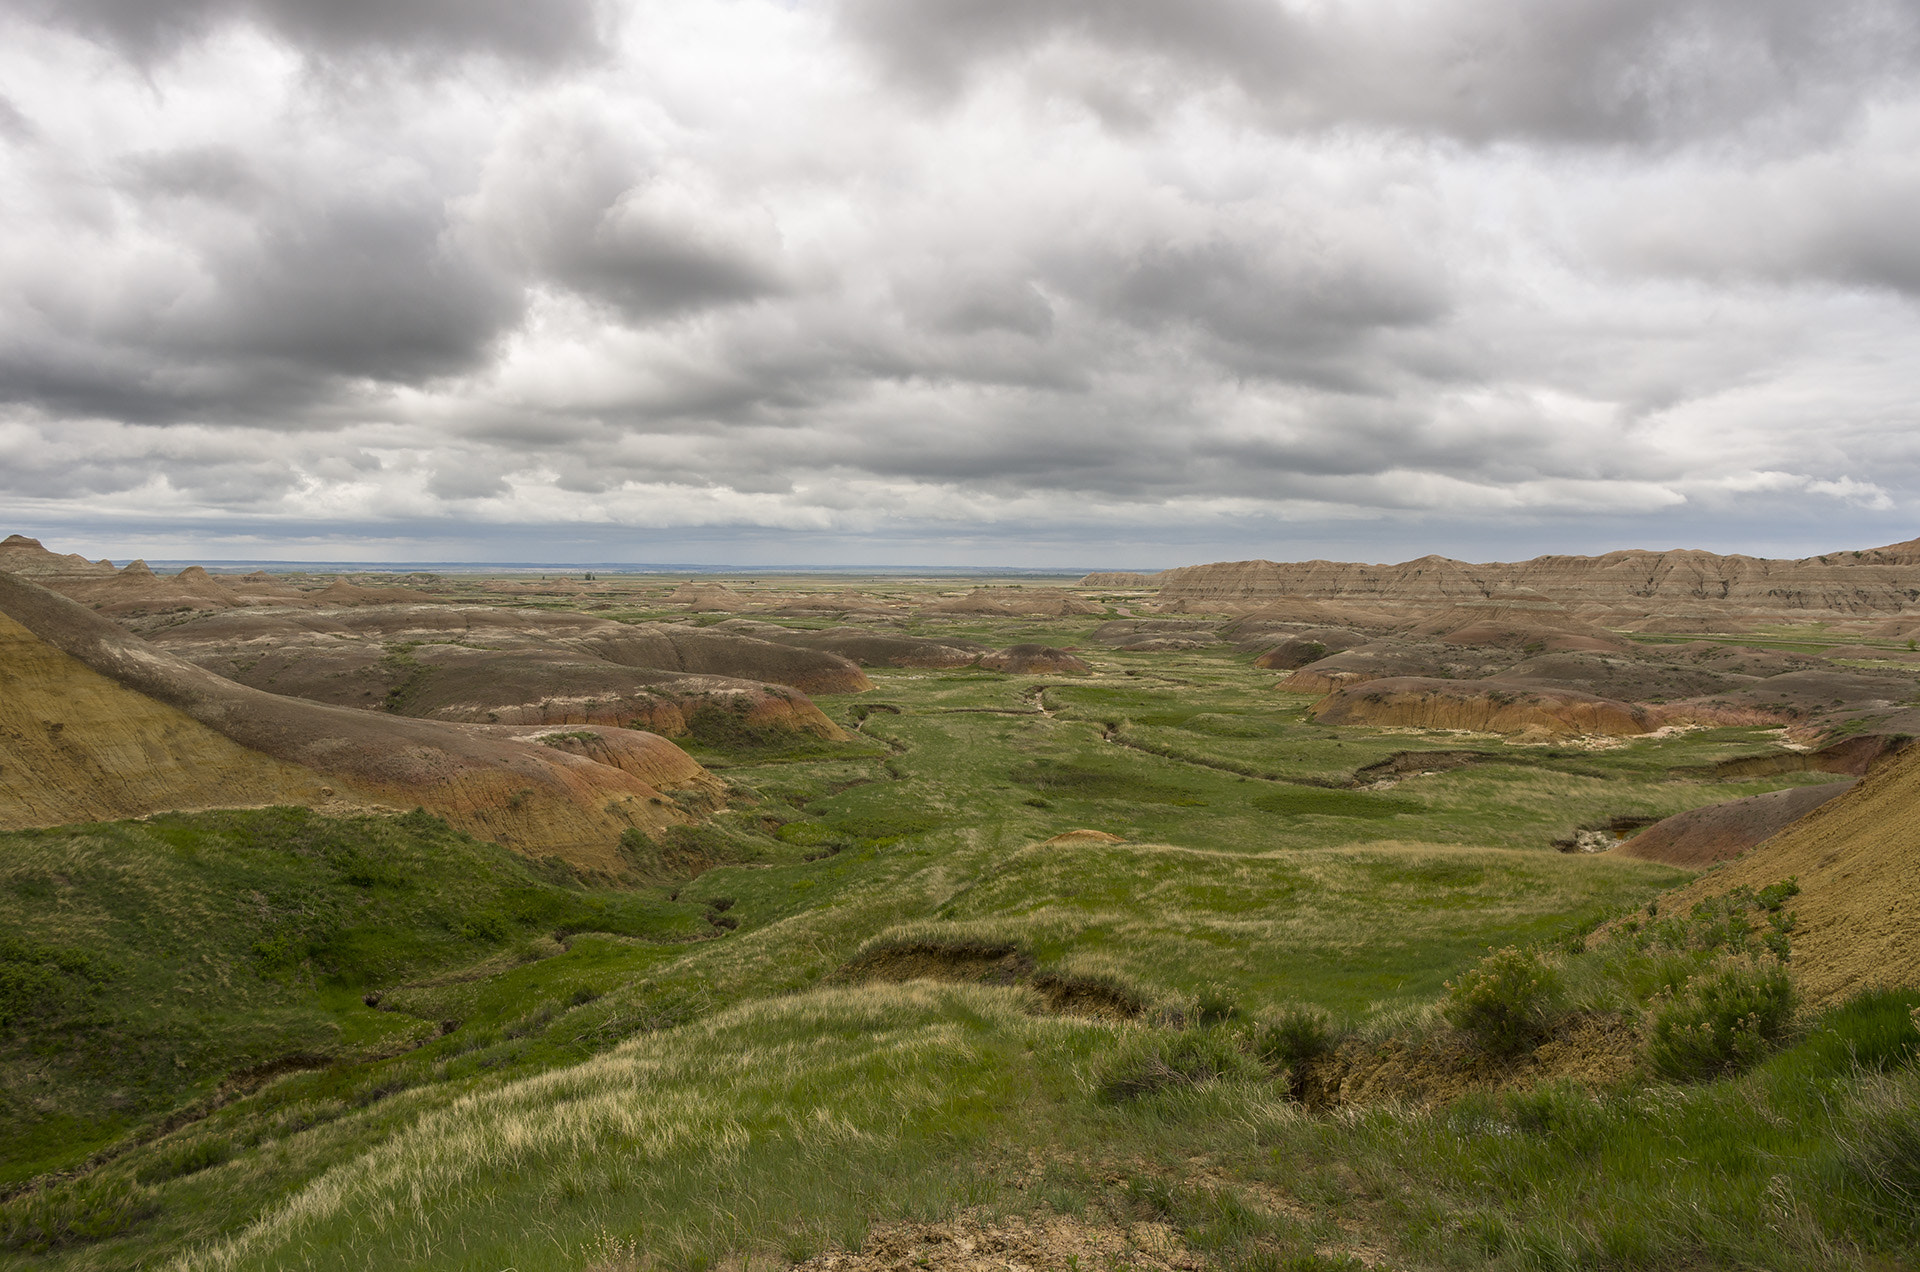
841 0 1920 144
1 0 1918 562
11 0 603 64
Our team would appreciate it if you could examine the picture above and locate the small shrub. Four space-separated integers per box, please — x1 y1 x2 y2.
1444 946 1566 1056
458 911 513 943
1193 982 1242 1025
1647 958 1795 1081
1248 1005 1337 1077
1096 1028 1263 1102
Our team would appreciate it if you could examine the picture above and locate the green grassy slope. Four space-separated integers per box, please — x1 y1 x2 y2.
3 615 1912 1270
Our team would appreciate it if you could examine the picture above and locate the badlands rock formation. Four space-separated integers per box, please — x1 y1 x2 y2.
1308 677 1656 737
708 619 983 669
1154 541 1920 626
135 608 856 738
1612 781 1856 867
0 609 342 829
1078 572 1161 587
924 587 1102 618
977 644 1092 674
0 575 721 870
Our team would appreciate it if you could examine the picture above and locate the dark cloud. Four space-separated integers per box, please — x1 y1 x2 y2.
474 118 787 320
840 0 1920 145
1 0 1916 563
1091 233 1449 388
1 161 521 422
0 94 36 144
11 0 603 64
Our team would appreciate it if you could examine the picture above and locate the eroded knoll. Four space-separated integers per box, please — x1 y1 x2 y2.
0 611 344 829
133 607 858 739
0 575 722 869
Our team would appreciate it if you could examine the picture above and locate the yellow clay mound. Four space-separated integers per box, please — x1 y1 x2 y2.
0 573 721 870
0 611 347 828
1647 742 1920 1009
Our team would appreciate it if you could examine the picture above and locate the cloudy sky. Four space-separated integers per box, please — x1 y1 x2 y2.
2 0 1918 566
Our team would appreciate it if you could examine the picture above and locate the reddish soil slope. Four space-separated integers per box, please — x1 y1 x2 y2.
1308 677 1655 737
0 575 721 869
1612 781 1856 866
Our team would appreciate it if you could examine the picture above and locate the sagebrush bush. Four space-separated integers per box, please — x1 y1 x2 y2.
1248 1004 1338 1076
1096 1027 1263 1102
1646 957 1795 1081
1443 946 1565 1056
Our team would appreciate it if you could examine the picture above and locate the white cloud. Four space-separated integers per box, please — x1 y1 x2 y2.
0 0 1917 562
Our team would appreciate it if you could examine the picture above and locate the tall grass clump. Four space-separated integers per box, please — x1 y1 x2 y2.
1647 956 1795 1081
1096 1026 1264 1102
1443 946 1565 1056
1840 1063 1920 1232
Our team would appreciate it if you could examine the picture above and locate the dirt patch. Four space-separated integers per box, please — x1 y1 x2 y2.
1347 749 1489 787
1300 1012 1643 1109
1040 829 1127 846
780 1214 1199 1272
1674 732 1911 780
842 942 1036 987
1031 974 1146 1021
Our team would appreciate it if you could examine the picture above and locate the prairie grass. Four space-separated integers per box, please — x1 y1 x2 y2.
5 609 1912 1270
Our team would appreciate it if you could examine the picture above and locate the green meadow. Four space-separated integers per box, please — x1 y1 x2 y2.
2 615 1914 1271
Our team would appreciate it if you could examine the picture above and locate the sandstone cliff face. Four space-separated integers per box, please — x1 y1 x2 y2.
0 611 343 829
1155 542 1920 623
0 575 723 870
1307 677 1655 737
0 534 117 578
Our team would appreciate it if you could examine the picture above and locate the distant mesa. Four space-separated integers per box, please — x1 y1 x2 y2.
1152 542 1920 627
1308 676 1656 737
0 574 724 870
978 644 1091 674
1610 781 1856 868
